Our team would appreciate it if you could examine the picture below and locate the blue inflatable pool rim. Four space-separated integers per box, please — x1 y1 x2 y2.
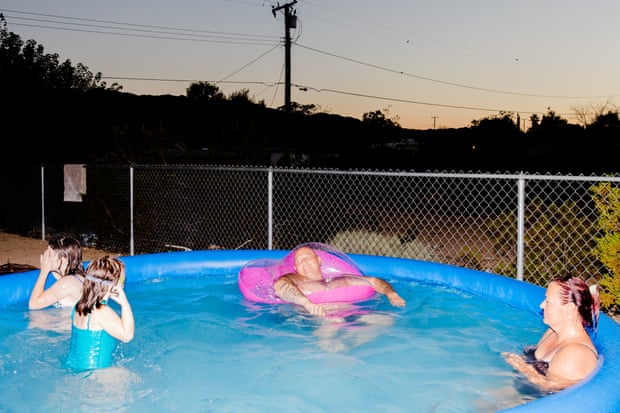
2 249 619 413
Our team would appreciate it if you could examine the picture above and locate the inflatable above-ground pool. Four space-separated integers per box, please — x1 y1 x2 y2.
1 249 619 413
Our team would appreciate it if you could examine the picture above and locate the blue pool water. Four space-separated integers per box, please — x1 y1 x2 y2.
0 275 546 412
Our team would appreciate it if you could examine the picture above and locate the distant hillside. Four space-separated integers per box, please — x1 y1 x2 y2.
4 87 619 174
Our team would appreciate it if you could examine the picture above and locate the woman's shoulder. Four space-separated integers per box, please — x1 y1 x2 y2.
550 340 598 371
559 340 598 358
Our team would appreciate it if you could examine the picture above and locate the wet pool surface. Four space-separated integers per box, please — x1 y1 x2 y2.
0 275 546 412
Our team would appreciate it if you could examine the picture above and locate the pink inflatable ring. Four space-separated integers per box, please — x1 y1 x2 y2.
238 243 375 304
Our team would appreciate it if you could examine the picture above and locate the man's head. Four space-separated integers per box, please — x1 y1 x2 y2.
293 247 322 279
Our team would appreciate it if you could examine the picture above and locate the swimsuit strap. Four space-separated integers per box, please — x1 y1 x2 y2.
546 340 598 363
576 342 599 359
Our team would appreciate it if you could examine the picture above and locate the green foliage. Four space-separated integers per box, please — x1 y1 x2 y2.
591 182 620 313
488 199 598 285
524 200 597 284
456 246 483 270
493 260 517 278
487 210 517 257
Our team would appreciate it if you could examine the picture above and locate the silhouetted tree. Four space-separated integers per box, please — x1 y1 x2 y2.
279 101 320 115
526 109 585 173
362 109 400 128
467 112 523 171
589 111 620 130
585 110 620 173
572 100 618 127
186 81 223 101
0 14 119 92
529 114 540 129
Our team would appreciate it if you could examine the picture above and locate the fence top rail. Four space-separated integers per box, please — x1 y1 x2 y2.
128 165 619 182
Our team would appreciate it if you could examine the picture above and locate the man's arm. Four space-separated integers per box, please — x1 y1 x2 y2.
364 276 406 307
273 275 326 316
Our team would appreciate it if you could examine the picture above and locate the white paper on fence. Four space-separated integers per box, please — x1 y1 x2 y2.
63 164 86 202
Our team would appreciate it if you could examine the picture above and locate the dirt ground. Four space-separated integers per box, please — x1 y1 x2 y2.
0 231 110 272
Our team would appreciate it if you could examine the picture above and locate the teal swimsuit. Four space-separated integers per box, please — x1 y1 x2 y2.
66 305 118 371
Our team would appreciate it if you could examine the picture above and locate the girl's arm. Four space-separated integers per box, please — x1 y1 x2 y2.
99 287 135 343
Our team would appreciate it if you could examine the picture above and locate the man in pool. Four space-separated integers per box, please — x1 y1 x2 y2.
273 246 406 317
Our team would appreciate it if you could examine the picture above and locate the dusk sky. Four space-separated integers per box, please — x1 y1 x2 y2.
2 0 619 129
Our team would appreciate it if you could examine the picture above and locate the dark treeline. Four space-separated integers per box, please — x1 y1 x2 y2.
2 16 619 174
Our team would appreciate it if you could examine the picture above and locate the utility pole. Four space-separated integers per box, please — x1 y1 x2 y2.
272 1 297 113
431 116 438 129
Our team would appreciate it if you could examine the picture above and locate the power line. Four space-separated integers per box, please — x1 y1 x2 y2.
292 83 549 115
6 9 615 101
100 76 572 117
295 43 620 100
101 77 279 87
216 44 280 83
2 10 279 46
8 22 278 46
2 9 279 40
298 0 620 75
0 8 590 120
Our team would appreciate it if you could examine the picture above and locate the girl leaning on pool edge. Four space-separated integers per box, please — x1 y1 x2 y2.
503 275 600 392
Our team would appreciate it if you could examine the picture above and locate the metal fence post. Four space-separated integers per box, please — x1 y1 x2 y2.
41 164 45 241
268 167 273 250
130 164 134 256
516 175 525 281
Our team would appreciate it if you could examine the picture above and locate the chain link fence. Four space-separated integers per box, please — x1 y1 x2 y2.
0 164 617 287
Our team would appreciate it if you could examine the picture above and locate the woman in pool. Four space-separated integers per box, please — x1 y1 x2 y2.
273 245 406 317
66 255 134 371
28 235 85 309
503 275 600 392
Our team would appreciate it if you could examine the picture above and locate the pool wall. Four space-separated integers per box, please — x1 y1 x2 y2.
1 250 619 413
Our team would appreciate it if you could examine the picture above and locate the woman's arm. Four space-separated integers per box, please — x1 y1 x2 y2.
502 351 581 392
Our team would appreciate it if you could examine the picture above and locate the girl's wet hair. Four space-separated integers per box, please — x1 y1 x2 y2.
75 256 124 316
551 275 600 333
48 234 84 277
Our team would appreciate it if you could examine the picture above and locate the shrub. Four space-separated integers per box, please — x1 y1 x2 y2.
488 198 598 285
591 182 620 313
